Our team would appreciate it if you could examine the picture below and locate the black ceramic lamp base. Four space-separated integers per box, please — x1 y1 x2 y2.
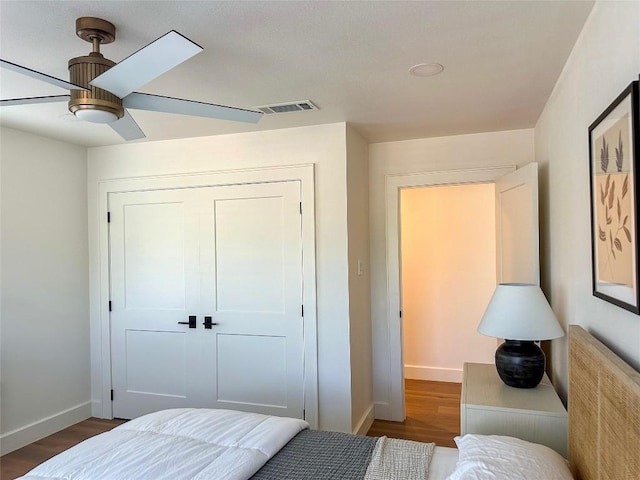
495 340 545 388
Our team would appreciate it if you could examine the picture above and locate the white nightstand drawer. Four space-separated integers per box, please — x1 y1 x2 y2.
461 363 568 456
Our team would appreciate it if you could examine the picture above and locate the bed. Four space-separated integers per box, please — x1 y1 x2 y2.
17 325 640 480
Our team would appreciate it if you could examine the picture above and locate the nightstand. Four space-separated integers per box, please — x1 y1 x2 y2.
461 362 568 456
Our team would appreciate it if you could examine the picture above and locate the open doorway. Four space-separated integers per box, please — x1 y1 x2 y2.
396 183 498 444
381 164 538 424
400 183 497 382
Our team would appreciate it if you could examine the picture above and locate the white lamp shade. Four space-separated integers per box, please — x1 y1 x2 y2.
478 283 564 340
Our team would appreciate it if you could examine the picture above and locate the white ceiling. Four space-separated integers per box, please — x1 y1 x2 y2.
0 1 594 147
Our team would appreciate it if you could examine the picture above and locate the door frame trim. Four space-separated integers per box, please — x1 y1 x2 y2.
93 164 318 428
384 166 515 421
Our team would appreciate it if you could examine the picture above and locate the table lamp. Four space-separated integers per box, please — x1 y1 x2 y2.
478 283 564 388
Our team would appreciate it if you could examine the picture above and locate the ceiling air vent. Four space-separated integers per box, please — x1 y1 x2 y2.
254 100 318 114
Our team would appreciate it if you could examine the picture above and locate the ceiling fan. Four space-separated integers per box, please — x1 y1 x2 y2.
0 17 263 141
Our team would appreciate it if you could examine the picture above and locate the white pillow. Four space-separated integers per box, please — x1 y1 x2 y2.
447 434 573 480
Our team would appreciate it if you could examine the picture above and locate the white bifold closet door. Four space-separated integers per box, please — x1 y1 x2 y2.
109 181 304 420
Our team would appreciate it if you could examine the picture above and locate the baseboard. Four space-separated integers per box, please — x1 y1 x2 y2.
373 401 391 420
404 365 463 383
0 402 92 455
352 404 375 436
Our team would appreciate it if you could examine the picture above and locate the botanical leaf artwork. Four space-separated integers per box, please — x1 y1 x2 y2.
615 131 624 172
594 113 634 286
600 138 609 173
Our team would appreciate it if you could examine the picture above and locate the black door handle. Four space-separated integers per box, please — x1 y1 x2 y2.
178 315 197 328
203 316 219 329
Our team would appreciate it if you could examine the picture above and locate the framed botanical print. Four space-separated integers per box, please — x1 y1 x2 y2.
588 80 640 314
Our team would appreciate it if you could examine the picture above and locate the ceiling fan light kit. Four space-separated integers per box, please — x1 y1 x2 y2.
0 16 263 141
68 18 123 123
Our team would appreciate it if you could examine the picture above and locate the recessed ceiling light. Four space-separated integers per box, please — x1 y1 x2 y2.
409 63 444 77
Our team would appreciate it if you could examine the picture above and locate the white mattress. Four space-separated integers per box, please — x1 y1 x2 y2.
427 446 459 479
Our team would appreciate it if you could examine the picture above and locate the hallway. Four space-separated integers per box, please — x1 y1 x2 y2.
367 379 461 447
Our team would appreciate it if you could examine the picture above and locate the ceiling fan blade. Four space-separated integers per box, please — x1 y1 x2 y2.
109 109 146 141
123 92 263 123
1 94 70 106
90 31 202 98
1 59 87 91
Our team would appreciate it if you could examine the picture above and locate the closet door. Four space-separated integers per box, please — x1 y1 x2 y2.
109 181 304 420
199 181 304 419
109 189 208 419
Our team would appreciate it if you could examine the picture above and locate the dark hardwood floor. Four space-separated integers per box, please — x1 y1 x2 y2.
367 379 462 447
1 379 460 478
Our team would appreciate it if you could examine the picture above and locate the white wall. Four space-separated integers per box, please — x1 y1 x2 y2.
535 0 640 399
370 128 534 417
0 127 90 454
401 184 497 383
346 126 373 434
87 123 355 432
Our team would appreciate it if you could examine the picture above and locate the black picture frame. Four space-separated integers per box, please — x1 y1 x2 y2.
588 80 640 314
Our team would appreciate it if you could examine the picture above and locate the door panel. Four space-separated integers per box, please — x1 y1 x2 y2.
495 163 540 284
199 182 304 418
216 334 288 407
110 181 303 420
123 202 187 310
110 189 203 419
214 196 286 313
125 330 187 396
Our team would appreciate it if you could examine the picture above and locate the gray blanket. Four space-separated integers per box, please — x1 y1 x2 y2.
250 430 435 480
250 430 377 479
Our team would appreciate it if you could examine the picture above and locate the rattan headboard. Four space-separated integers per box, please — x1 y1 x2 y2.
568 325 640 479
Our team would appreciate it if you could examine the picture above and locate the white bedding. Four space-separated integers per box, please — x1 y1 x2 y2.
427 446 459 479
18 408 458 480
18 408 308 480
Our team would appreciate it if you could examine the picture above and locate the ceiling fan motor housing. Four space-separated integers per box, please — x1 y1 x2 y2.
68 53 124 120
